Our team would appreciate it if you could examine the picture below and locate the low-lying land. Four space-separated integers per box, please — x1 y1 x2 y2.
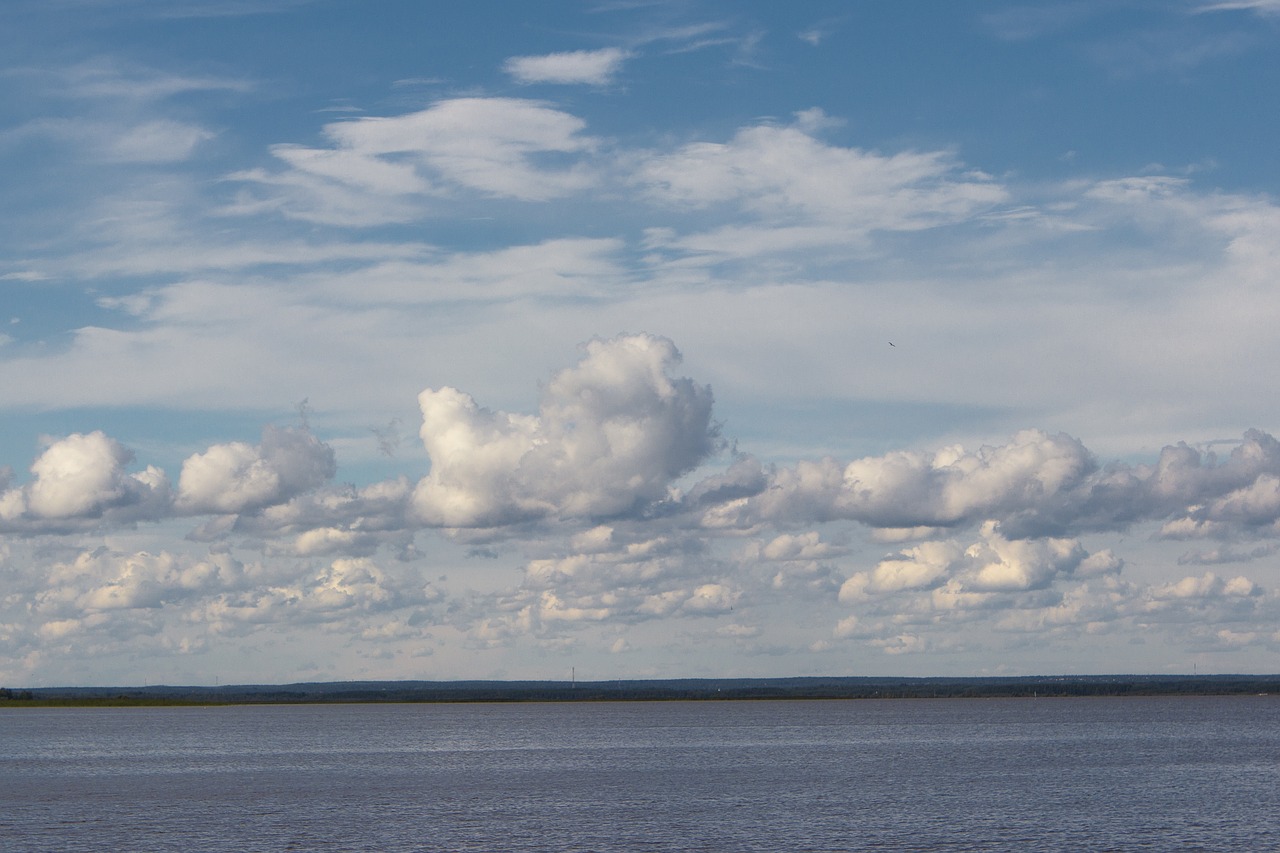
3 674 1279 706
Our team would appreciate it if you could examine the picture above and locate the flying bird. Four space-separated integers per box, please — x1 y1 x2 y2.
888 342 895 347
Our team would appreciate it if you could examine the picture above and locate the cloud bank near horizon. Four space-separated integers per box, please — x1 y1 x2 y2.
3 334 1278 683
3 1 1279 685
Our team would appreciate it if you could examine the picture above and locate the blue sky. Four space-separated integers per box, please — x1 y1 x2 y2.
3 0 1280 686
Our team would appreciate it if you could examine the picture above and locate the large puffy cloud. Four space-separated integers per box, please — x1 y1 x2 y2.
28 432 140 518
1083 430 1280 538
840 540 964 601
963 524 1087 592
177 425 336 515
707 428 1280 539
0 425 339 535
413 333 717 527
0 432 170 528
717 429 1095 531
1199 473 1280 528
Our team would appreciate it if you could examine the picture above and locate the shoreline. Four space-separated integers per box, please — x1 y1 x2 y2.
5 674 1279 707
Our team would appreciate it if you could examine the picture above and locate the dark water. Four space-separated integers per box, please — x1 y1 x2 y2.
2 696 1277 851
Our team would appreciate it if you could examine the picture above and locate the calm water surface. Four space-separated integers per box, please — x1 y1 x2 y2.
2 696 1277 851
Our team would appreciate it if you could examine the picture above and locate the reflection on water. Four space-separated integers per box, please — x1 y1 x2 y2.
2 696 1277 851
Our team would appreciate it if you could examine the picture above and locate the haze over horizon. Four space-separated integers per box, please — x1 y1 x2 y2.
3 0 1280 687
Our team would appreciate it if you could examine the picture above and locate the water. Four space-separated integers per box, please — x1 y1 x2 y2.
2 696 1277 851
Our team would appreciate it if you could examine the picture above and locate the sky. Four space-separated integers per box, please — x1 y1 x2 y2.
2 0 1280 687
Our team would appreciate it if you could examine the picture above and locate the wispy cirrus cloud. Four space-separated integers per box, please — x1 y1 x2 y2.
504 47 632 85
1195 0 1280 14
5 117 214 163
230 97 602 224
0 59 242 167
16 56 251 102
635 110 1007 263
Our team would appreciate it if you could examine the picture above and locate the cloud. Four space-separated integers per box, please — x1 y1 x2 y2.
31 57 251 102
6 0 1280 684
233 98 601 224
49 550 248 614
1177 543 1278 565
1077 550 1124 577
104 119 215 162
27 432 139 518
756 531 843 562
980 4 1099 41
839 522 1095 605
20 545 442 655
177 425 336 515
964 523 1085 592
6 340 1280 570
992 576 1133 634
719 429 1095 532
1149 571 1259 601
1086 27 1258 76
504 48 631 85
630 115 1013 275
1202 474 1280 526
452 528 731 644
5 118 214 163
138 0 319 19
507 564 736 630
637 112 1007 257
2 336 1279 672
707 428 1280 541
413 333 718 526
1195 0 1280 14
0 432 170 528
682 582 739 614
840 540 962 601
303 237 628 305
247 476 414 535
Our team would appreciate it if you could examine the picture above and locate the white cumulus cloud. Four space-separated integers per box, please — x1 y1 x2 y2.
177 425 336 515
0 432 170 528
413 333 717 527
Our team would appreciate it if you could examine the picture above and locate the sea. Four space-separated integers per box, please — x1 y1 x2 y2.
2 696 1276 851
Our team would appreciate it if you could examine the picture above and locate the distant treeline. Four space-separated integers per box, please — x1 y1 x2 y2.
4 675 1280 706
